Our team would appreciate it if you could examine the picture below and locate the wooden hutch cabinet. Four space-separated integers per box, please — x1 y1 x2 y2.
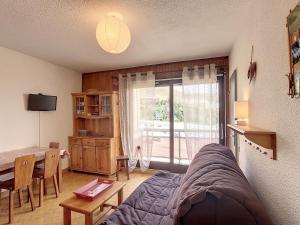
69 90 120 175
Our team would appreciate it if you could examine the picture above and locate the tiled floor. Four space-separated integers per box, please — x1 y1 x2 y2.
0 170 154 225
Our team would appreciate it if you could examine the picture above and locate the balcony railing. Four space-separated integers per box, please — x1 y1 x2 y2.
144 128 219 164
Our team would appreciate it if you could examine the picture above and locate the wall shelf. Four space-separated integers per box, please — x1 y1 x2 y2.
227 124 277 160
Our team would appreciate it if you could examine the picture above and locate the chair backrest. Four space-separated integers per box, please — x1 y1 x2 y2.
14 154 36 190
49 142 60 149
44 148 60 178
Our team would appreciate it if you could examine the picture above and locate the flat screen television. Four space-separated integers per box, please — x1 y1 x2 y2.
28 94 57 111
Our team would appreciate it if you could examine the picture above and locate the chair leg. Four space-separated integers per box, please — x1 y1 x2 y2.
116 161 120 181
44 178 47 195
39 178 44 207
116 171 119 181
18 189 24 207
9 191 14 224
27 189 30 203
125 160 130 180
28 185 36 211
53 175 59 198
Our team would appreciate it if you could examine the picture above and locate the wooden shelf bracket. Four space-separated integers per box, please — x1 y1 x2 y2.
227 124 277 160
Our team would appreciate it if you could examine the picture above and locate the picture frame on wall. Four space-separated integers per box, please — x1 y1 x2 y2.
291 39 300 64
287 3 300 98
295 71 300 94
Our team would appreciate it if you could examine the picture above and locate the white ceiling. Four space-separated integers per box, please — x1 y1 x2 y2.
0 0 250 73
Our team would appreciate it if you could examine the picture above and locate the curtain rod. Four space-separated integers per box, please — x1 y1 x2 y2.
120 65 225 77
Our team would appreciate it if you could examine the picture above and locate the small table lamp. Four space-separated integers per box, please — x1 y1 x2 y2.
234 101 248 125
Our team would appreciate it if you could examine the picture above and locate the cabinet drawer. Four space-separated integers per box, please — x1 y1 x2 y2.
82 138 95 146
95 139 110 148
70 138 82 145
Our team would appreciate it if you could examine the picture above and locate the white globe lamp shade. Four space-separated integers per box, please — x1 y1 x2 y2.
96 13 131 54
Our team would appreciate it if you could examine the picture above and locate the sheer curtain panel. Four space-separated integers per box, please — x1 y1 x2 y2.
119 72 156 171
182 64 219 161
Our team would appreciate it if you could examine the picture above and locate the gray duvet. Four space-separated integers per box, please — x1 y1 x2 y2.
101 144 272 225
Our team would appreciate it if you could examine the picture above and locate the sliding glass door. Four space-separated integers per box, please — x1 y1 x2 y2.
150 86 170 163
149 76 224 171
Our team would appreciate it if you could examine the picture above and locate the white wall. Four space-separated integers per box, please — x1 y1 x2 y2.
0 46 81 168
229 0 300 224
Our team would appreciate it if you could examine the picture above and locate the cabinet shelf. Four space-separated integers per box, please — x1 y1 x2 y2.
227 124 277 160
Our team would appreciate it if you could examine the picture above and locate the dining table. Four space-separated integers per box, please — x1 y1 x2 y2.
0 146 66 192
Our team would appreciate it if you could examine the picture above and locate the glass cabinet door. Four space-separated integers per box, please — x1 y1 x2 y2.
75 96 86 115
100 95 112 116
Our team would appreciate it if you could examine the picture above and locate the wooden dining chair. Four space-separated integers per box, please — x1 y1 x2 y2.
0 154 36 224
34 142 60 194
33 148 60 207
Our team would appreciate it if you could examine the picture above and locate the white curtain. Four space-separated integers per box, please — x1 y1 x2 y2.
119 72 156 171
182 64 219 161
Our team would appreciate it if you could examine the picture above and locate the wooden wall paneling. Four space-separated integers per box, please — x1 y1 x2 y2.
83 74 113 92
82 56 229 92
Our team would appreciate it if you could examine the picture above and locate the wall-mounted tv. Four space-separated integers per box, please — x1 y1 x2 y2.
28 94 57 111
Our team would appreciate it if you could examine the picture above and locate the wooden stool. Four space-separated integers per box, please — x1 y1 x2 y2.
116 156 130 181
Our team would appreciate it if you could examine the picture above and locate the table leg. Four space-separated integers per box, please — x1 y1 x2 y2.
63 208 71 225
116 161 120 181
18 189 23 207
118 188 123 206
125 160 130 180
57 158 63 193
85 213 93 225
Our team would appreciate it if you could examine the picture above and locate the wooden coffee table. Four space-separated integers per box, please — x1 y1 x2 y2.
59 181 126 225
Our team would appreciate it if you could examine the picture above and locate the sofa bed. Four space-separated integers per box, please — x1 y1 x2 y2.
102 144 272 225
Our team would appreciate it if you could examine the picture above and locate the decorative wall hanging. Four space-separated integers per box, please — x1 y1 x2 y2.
286 3 300 98
247 46 257 83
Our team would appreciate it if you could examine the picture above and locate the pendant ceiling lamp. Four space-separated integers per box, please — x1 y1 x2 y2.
96 12 131 54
